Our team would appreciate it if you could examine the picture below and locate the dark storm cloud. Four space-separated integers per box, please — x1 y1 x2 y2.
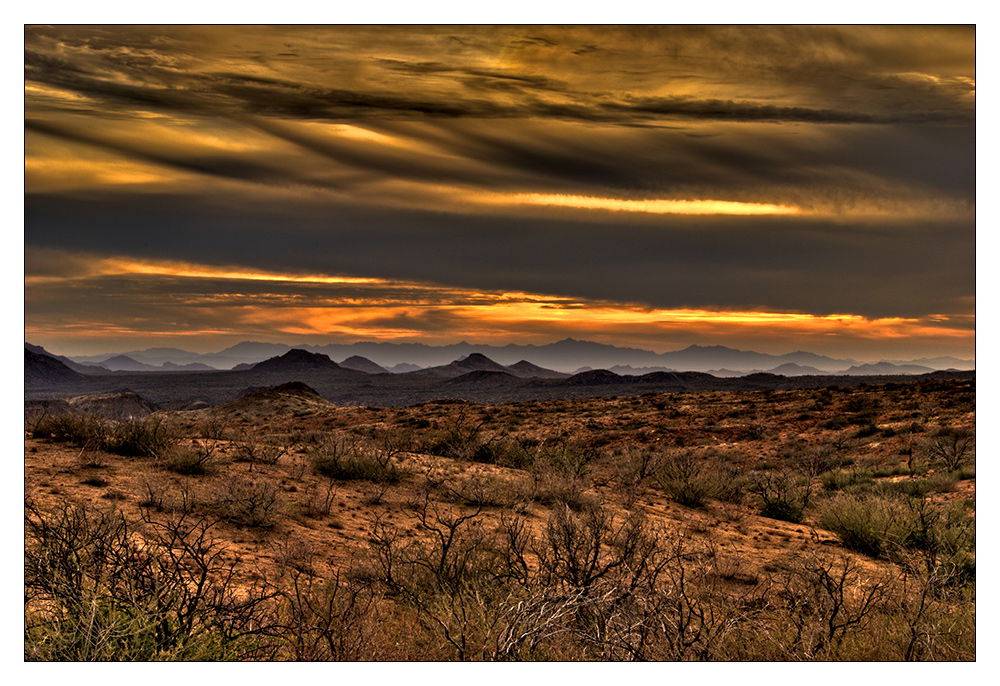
24 189 973 320
25 118 343 191
24 27 974 128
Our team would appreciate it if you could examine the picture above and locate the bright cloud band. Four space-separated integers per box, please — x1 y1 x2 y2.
509 193 801 215
24 253 973 355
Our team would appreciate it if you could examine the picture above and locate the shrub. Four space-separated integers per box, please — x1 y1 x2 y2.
748 471 811 523
24 501 281 660
233 431 291 469
30 413 94 442
434 471 527 509
656 452 730 509
820 468 859 492
103 417 176 457
310 436 405 483
217 475 284 528
924 427 974 471
819 416 848 431
881 474 958 498
819 492 911 558
820 492 974 577
166 440 219 475
529 443 595 510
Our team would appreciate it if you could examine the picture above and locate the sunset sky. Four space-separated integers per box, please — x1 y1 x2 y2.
23 25 976 360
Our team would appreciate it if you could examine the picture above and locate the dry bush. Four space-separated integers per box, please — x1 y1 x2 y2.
303 479 339 518
430 470 528 510
165 439 220 475
656 451 744 509
278 569 379 661
24 501 282 660
232 430 291 470
215 474 285 528
309 435 406 483
774 553 890 659
748 470 811 523
923 426 974 471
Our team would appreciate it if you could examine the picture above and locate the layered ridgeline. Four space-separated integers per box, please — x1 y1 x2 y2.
52 339 973 375
26 344 974 411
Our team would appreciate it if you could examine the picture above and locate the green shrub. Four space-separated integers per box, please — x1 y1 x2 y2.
820 492 975 577
820 492 911 558
655 452 742 509
820 468 857 492
819 416 848 430
881 473 957 498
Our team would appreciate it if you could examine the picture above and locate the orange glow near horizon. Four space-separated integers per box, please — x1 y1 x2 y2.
23 253 974 357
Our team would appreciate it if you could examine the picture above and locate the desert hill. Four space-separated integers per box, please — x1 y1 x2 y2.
210 381 333 417
842 362 935 376
250 348 342 373
505 360 569 379
409 352 511 378
25 348 84 386
66 390 160 418
338 355 388 374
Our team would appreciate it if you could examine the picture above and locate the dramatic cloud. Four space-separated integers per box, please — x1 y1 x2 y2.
24 25 975 359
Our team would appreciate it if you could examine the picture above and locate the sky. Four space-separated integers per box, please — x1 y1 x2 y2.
23 25 976 360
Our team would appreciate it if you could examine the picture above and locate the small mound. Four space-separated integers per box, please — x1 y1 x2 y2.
566 369 623 385
213 381 332 417
65 390 160 418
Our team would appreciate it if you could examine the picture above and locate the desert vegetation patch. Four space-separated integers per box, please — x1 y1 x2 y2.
24 378 975 660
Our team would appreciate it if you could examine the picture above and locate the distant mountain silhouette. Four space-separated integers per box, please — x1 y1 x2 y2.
766 363 827 376
607 365 678 375
840 362 935 376
505 360 569 379
387 362 423 373
24 342 976 410
338 355 387 374
706 369 745 378
409 353 511 378
51 338 973 375
92 355 160 372
250 349 341 373
161 361 215 371
25 343 93 373
567 369 623 385
25 348 83 386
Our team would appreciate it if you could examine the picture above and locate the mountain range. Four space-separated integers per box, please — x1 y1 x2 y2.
46 339 974 376
26 344 975 411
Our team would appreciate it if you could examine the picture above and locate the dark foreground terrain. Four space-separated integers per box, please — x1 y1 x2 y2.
24 374 974 660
